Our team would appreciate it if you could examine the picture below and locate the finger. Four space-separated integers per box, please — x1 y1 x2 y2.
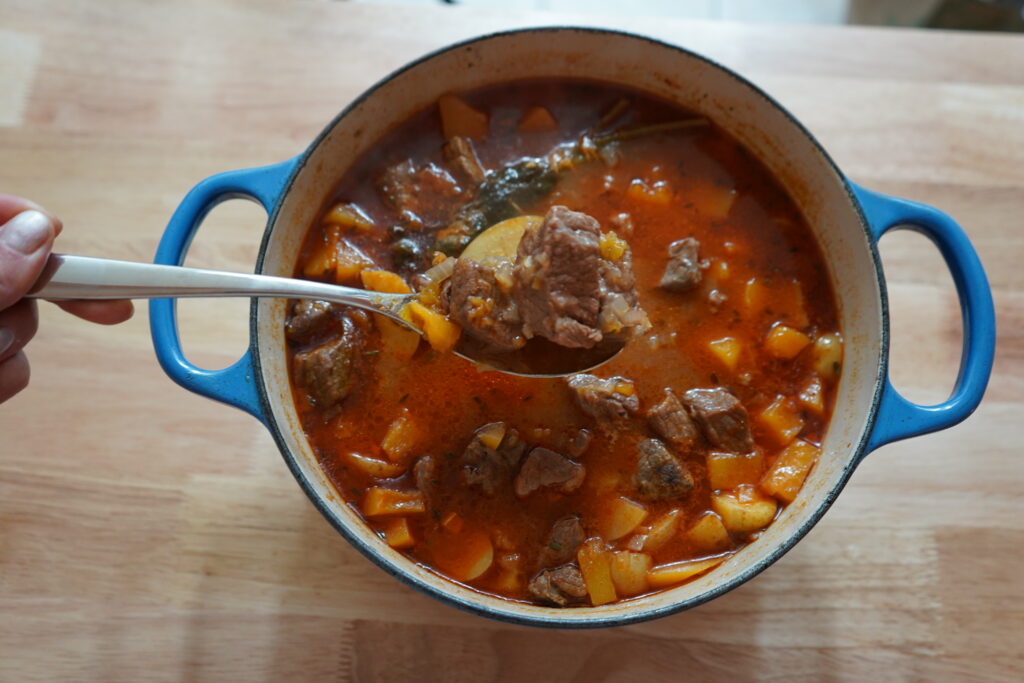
0 210 57 310
55 299 134 325
0 350 30 404
0 299 39 363
0 194 62 236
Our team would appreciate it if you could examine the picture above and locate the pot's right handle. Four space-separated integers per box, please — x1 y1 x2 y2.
852 183 996 452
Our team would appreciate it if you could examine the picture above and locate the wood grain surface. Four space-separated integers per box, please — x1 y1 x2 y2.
1 0 1021 680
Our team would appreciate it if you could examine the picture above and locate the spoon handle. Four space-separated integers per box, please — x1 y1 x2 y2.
28 254 403 312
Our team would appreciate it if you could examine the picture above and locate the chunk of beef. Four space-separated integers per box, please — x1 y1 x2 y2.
683 387 754 453
647 389 700 452
378 160 462 227
660 237 702 292
514 447 586 498
566 374 639 421
413 454 437 495
285 299 335 342
528 564 588 606
443 136 485 186
633 438 694 501
292 317 361 408
461 424 526 496
443 258 524 352
567 428 593 457
538 516 586 568
512 206 604 348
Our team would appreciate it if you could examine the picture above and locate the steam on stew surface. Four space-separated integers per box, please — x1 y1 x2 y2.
286 79 843 607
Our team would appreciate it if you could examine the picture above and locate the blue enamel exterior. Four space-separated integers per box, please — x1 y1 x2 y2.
852 183 996 452
149 158 299 423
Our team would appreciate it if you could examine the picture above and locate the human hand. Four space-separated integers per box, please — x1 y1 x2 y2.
1 195 134 403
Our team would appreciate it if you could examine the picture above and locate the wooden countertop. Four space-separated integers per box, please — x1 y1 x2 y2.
1 0 1021 679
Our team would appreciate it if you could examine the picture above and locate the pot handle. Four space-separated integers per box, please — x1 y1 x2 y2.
852 183 995 452
149 158 300 423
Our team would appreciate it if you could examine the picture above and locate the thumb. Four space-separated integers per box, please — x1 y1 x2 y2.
0 210 56 311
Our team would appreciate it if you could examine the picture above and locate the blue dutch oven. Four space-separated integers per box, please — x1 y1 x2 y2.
149 28 995 627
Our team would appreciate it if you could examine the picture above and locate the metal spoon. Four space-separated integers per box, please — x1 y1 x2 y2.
27 254 624 377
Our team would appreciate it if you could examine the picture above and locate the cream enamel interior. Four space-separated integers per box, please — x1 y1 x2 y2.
253 29 884 625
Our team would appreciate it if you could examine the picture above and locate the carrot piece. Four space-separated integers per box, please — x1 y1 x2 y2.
757 396 804 446
708 336 742 372
362 487 426 517
439 94 488 140
798 375 825 416
323 202 374 232
627 179 673 206
360 269 412 294
760 439 820 503
765 324 811 360
379 517 415 548
577 539 617 606
334 239 375 284
706 450 765 490
642 509 681 552
518 105 558 133
401 301 461 353
435 527 494 582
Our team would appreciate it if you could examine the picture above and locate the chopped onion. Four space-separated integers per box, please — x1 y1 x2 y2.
422 256 457 285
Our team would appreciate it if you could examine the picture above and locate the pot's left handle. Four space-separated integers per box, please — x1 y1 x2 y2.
149 157 300 423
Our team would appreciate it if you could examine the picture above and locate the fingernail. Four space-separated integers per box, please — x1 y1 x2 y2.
0 327 14 355
1 210 53 255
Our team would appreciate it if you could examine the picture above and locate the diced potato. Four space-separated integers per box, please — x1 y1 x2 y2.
374 314 420 361
335 239 375 283
798 376 825 415
757 396 804 446
460 215 540 264
360 269 411 294
687 512 732 552
764 324 811 360
599 231 628 261
590 469 622 496
323 202 374 232
610 551 653 597
381 411 419 462
642 509 681 552
760 439 820 503
710 259 730 282
379 517 415 548
647 555 728 588
362 487 426 517
691 182 737 219
343 451 406 479
402 301 462 353
439 94 488 140
518 105 558 133
476 422 507 450
708 336 742 372
437 528 494 582
494 569 522 593
601 497 649 541
441 511 464 534
627 179 673 205
707 451 765 490
813 333 844 382
712 489 778 533
577 539 617 606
